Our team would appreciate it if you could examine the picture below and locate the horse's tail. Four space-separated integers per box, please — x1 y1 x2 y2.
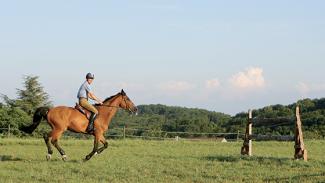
20 107 50 134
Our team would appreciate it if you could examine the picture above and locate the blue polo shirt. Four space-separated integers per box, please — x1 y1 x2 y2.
77 81 92 99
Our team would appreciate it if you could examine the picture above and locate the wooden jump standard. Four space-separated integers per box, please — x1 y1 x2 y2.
241 106 308 161
241 110 253 156
294 106 308 161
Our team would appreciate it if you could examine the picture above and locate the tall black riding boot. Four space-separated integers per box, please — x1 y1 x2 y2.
86 113 97 133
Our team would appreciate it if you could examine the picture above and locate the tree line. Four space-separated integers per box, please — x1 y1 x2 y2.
0 76 324 139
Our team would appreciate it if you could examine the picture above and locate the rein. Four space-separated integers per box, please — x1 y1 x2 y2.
98 95 129 110
99 105 119 108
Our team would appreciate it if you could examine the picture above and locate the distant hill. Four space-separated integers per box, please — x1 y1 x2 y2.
1 97 324 139
111 98 325 139
111 104 231 134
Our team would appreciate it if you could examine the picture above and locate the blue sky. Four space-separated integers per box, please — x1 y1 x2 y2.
0 1 324 114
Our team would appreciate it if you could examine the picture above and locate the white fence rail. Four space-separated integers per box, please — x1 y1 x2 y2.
107 128 296 141
0 125 241 141
1 125 297 142
105 127 241 141
0 124 12 138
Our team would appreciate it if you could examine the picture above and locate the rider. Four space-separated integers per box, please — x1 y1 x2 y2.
77 73 103 133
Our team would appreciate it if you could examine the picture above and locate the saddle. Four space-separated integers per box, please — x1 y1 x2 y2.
75 103 91 120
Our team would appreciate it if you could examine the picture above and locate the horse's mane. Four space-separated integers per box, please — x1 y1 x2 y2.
95 93 121 106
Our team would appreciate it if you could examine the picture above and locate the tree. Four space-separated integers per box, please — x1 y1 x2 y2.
2 75 52 115
0 106 31 136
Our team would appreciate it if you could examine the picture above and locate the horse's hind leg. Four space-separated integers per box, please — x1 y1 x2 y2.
43 132 53 161
50 129 67 161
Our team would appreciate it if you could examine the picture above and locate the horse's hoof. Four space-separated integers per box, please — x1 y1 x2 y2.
85 155 91 161
62 155 67 161
46 154 52 161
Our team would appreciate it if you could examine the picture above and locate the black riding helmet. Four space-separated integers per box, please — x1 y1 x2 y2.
86 73 95 79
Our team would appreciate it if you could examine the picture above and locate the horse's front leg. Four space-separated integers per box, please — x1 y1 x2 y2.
85 137 99 161
97 135 108 154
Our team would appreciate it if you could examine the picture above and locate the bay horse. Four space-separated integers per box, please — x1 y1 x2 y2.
20 89 137 161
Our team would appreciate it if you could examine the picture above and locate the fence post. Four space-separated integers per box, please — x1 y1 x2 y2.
241 110 253 156
237 130 240 142
123 126 126 140
248 110 253 156
175 136 179 141
294 106 308 161
8 124 10 138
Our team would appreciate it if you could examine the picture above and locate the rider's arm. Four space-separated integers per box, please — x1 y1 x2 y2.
88 92 103 105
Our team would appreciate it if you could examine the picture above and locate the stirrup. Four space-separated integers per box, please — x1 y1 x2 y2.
86 128 96 134
86 122 95 133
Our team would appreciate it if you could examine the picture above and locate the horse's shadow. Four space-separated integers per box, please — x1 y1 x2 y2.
202 154 294 164
0 155 23 162
0 155 84 163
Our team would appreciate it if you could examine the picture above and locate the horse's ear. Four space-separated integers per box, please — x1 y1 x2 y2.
121 89 126 96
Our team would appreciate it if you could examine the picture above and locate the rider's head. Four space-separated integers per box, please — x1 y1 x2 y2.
86 73 94 84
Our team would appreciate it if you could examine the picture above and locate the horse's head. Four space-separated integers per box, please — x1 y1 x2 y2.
119 89 138 115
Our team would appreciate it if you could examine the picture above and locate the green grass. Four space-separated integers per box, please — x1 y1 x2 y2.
0 138 324 183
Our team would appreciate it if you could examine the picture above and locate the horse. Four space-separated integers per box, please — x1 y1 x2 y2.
20 89 137 161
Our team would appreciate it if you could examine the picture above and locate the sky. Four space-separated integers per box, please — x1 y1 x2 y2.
0 1 324 115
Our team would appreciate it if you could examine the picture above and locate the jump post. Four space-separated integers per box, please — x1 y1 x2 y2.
294 106 308 161
241 110 253 156
241 106 308 161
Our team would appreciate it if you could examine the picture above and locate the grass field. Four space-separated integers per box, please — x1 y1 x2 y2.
0 138 324 183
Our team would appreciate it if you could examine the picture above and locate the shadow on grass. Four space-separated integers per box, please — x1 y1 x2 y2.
0 155 83 163
264 172 325 182
204 155 240 162
0 155 23 162
203 155 293 164
48 159 81 163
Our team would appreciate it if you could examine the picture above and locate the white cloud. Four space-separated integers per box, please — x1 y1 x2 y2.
297 82 310 94
205 78 220 90
230 67 265 89
116 82 143 90
97 82 145 99
297 82 325 95
158 81 195 92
